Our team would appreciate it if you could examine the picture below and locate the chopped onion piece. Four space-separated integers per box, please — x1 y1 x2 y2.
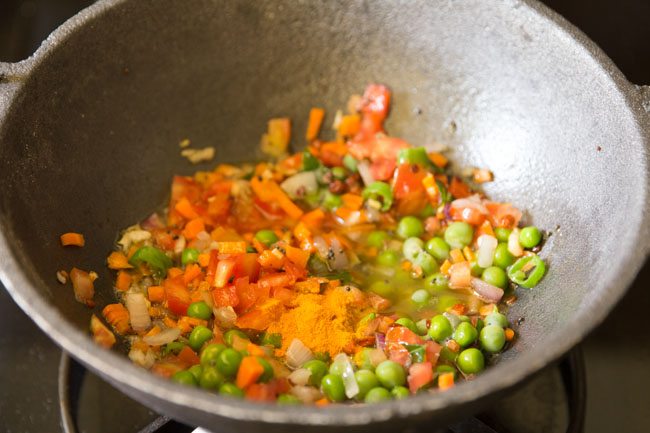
288 368 312 386
367 348 388 367
70 268 95 307
214 306 237 328
118 226 151 250
375 333 386 351
329 237 349 270
333 353 359 398
126 293 151 332
174 236 187 255
143 327 181 346
477 235 498 268
280 171 318 199
357 160 375 186
313 236 329 260
470 277 504 303
449 262 472 289
286 338 314 368
193 231 212 251
290 385 322 403
508 228 524 257
141 213 164 230
128 347 156 369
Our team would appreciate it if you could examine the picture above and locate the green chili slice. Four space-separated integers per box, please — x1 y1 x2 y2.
397 147 430 166
362 181 393 211
405 344 426 364
507 255 546 288
302 151 320 171
129 246 173 276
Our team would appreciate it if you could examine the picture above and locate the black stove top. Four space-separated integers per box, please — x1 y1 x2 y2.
1 1 649 432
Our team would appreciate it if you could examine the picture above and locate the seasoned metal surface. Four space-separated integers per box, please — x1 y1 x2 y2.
0 0 648 431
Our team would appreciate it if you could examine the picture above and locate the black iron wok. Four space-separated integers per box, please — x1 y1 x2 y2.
0 0 648 431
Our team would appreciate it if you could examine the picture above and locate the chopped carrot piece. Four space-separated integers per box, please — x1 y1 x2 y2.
440 259 452 275
236 356 265 389
446 340 460 353
306 107 325 141
90 315 116 349
449 249 465 264
246 343 267 357
462 246 475 262
479 304 497 316
250 177 303 220
449 261 471 289
422 173 440 204
144 325 161 338
107 251 133 269
300 208 325 228
476 220 495 238
60 232 85 247
115 270 132 291
315 398 330 406
438 372 455 391
505 328 515 341
428 152 448 168
183 263 202 284
216 241 247 255
293 222 312 243
174 197 199 219
401 260 412 271
341 193 364 210
294 278 323 294
473 168 494 183
261 118 291 157
167 267 184 279
337 114 361 137
177 345 201 366
448 177 471 199
102 303 130 334
162 317 177 329
183 217 205 239
198 253 211 267
284 245 309 268
258 249 285 269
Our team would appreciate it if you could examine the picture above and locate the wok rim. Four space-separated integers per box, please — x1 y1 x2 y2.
0 0 648 426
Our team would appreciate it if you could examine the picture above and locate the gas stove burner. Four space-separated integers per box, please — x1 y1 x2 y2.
57 349 585 433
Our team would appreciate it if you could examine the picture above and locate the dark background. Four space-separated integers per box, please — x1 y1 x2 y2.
1 1 649 432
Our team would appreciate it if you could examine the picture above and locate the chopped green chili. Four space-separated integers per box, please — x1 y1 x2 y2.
507 255 546 288
362 181 393 211
129 246 173 276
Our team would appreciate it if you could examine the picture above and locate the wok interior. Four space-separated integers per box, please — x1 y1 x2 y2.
0 0 645 415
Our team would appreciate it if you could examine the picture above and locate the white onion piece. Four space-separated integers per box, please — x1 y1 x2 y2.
508 228 524 257
193 231 212 251
288 368 312 386
313 236 330 260
333 353 359 398
290 385 322 403
143 327 181 346
367 348 388 367
174 236 187 255
214 306 237 328
280 171 318 199
477 235 498 268
126 293 151 332
128 348 156 368
470 277 504 303
357 160 375 186
118 226 151 250
329 237 349 270
286 339 314 368
450 195 489 216
201 290 214 309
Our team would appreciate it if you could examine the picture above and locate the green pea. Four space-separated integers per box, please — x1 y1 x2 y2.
302 359 328 386
425 237 450 261
172 370 198 386
364 387 392 403
187 301 212 320
355 370 380 400
402 237 424 261
424 273 449 292
277 393 302 404
444 222 474 249
395 318 418 334
257 357 274 382
260 332 282 349
519 226 542 248
428 315 453 342
470 260 484 277
254 229 278 246
219 382 244 398
457 348 485 374
493 243 514 269
376 250 400 267
181 248 200 265
391 386 410 399
480 325 506 353
321 374 345 402
375 361 406 389
369 280 394 299
413 252 439 276
416 319 429 335
189 326 213 352
216 348 243 377
199 366 225 390
482 266 508 289
188 364 203 381
322 191 343 210
224 329 249 346
367 231 389 248
397 216 424 239
411 289 431 304
343 154 358 172
332 166 347 180
494 227 512 243
484 312 508 328
453 322 478 348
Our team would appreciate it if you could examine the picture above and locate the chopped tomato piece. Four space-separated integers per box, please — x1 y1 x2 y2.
408 362 433 393
164 278 191 316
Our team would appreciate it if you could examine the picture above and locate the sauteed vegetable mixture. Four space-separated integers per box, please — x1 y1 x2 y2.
84 84 547 404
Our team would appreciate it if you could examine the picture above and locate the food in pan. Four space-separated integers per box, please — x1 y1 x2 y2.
87 84 546 404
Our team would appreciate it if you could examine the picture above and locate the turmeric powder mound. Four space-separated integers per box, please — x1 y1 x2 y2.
267 286 369 357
